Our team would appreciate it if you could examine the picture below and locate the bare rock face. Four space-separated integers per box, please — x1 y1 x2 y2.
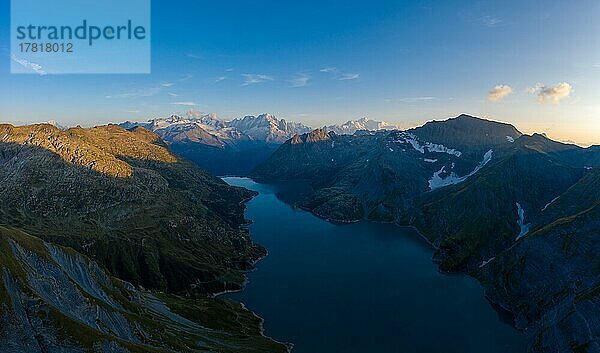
289 129 333 144
0 226 289 353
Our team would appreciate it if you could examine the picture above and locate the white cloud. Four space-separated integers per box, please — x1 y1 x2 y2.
170 102 197 106
487 85 513 102
320 67 337 73
289 73 310 87
242 74 274 85
531 82 572 104
186 53 202 59
11 55 47 75
339 73 360 81
215 76 227 82
168 92 179 97
160 81 175 87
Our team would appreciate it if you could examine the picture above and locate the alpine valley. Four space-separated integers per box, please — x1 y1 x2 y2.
0 113 598 353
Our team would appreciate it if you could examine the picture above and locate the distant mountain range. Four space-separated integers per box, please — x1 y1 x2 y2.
253 114 600 353
120 112 397 175
325 116 399 135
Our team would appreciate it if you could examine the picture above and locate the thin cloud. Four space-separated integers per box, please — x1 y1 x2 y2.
320 67 337 73
215 76 227 83
186 53 202 59
385 97 437 104
11 55 47 75
479 16 504 27
289 73 310 87
487 85 513 102
170 102 197 106
160 81 175 87
338 73 360 81
106 86 163 99
399 97 436 103
179 74 193 82
531 82 572 104
168 92 179 97
242 74 274 85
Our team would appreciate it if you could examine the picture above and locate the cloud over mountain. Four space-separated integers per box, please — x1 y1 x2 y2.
532 82 572 104
487 85 513 102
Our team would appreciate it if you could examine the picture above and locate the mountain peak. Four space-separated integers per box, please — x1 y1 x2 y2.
290 128 332 144
326 117 397 135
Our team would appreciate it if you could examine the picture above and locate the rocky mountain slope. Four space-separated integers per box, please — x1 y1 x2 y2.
0 226 288 353
479 169 600 353
0 123 289 351
253 114 600 353
0 123 261 294
254 115 522 221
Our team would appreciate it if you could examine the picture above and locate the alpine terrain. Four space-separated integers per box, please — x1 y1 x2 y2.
121 112 396 176
254 114 600 353
0 123 289 352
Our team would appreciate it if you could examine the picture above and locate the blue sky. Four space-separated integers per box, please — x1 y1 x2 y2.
1 0 599 145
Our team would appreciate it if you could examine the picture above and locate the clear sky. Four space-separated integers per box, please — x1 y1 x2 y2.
1 0 599 145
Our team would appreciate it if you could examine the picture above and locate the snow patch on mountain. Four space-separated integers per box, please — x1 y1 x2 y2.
541 196 560 211
424 142 462 157
393 132 463 157
515 202 531 240
479 257 496 268
428 149 493 190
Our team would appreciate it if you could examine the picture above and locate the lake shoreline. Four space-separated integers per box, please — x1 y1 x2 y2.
222 176 526 353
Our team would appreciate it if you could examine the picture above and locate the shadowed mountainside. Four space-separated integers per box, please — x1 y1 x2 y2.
253 114 600 353
0 225 288 352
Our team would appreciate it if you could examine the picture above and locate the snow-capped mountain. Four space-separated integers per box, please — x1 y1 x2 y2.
326 117 398 135
122 111 311 145
229 113 312 144
120 111 312 175
120 112 401 175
